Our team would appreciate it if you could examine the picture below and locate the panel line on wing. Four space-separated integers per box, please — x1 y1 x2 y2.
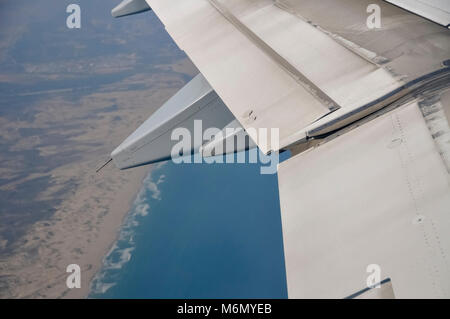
275 0 390 68
208 0 340 111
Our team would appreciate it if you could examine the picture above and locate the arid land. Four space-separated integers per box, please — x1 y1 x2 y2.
0 57 197 298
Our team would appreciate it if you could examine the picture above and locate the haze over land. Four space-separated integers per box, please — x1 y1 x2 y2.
0 0 196 298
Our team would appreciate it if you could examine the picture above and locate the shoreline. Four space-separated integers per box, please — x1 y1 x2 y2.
88 163 165 297
0 59 197 299
71 165 153 299
0 160 152 299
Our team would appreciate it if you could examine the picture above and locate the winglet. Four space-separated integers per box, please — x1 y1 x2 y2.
111 0 151 18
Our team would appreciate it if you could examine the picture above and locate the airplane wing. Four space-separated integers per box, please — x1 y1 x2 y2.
386 0 450 27
108 0 450 298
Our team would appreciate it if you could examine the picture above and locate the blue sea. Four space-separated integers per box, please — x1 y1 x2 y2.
89 152 288 298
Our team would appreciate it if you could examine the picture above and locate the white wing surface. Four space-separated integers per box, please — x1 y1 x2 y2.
279 94 450 298
144 0 421 153
110 0 450 298
386 0 450 27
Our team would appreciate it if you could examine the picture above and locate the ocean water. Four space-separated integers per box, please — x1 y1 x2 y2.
90 152 288 298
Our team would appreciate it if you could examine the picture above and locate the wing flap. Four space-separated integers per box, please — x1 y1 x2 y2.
278 99 450 298
144 0 449 153
147 0 335 153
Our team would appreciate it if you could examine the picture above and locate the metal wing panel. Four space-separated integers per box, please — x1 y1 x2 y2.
274 0 450 140
144 0 449 153
278 100 450 298
111 0 151 18
279 0 450 79
214 0 400 112
146 0 331 154
111 73 235 169
386 0 450 27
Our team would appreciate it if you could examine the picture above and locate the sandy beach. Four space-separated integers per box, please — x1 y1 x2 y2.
0 0 200 298
2 163 151 299
0 58 197 298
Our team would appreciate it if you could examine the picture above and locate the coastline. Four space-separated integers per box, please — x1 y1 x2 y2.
0 159 151 299
0 0 201 299
69 164 153 299
88 163 166 297
0 58 197 299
